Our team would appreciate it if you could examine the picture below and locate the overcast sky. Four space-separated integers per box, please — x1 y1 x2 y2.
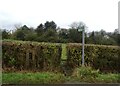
0 0 119 32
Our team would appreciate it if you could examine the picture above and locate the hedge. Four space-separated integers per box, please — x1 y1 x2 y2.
2 40 120 72
66 43 120 72
2 40 62 71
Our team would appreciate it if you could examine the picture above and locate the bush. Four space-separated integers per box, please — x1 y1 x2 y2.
2 40 62 72
66 43 120 72
93 45 120 72
72 66 99 78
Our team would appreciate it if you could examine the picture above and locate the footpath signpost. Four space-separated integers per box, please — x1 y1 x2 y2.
78 26 85 66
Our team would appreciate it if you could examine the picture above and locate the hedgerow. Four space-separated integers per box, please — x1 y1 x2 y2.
66 43 120 72
2 40 120 73
2 40 62 72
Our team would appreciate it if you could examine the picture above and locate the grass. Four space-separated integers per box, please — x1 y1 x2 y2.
2 72 120 84
65 67 120 83
95 73 120 83
2 72 65 84
64 74 120 84
61 44 67 60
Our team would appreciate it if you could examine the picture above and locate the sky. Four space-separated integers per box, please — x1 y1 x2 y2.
0 0 119 32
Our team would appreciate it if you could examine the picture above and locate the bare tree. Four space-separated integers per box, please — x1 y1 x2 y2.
70 21 87 30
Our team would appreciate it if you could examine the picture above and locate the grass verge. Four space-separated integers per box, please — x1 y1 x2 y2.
66 67 120 83
2 72 65 84
2 71 120 84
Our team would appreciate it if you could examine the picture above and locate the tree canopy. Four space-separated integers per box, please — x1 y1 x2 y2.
1 21 119 45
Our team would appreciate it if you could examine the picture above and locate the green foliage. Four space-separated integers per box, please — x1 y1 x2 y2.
66 43 120 72
2 29 11 39
25 33 37 41
93 45 120 72
42 43 62 71
42 29 59 42
35 23 44 36
2 72 120 84
58 29 68 39
95 73 120 83
34 21 58 42
2 40 62 72
12 26 35 41
116 34 120 45
68 67 120 83
2 21 119 45
61 44 67 60
87 30 118 45
68 29 82 43
44 21 57 31
72 66 99 78
8 57 16 66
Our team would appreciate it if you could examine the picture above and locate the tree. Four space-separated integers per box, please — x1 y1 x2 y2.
22 25 30 30
25 27 37 41
113 29 120 45
117 34 120 45
70 22 79 29
68 21 87 43
68 29 82 43
58 29 68 39
100 29 106 36
114 29 119 34
86 29 118 45
87 31 95 44
12 25 32 41
2 29 10 39
13 29 25 40
43 29 58 42
35 23 44 36
70 21 87 30
44 21 57 31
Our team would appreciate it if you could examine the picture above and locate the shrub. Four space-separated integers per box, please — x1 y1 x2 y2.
93 45 120 72
2 40 62 72
66 43 120 72
72 66 99 78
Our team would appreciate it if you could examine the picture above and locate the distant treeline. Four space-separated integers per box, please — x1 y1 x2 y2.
1 21 120 45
